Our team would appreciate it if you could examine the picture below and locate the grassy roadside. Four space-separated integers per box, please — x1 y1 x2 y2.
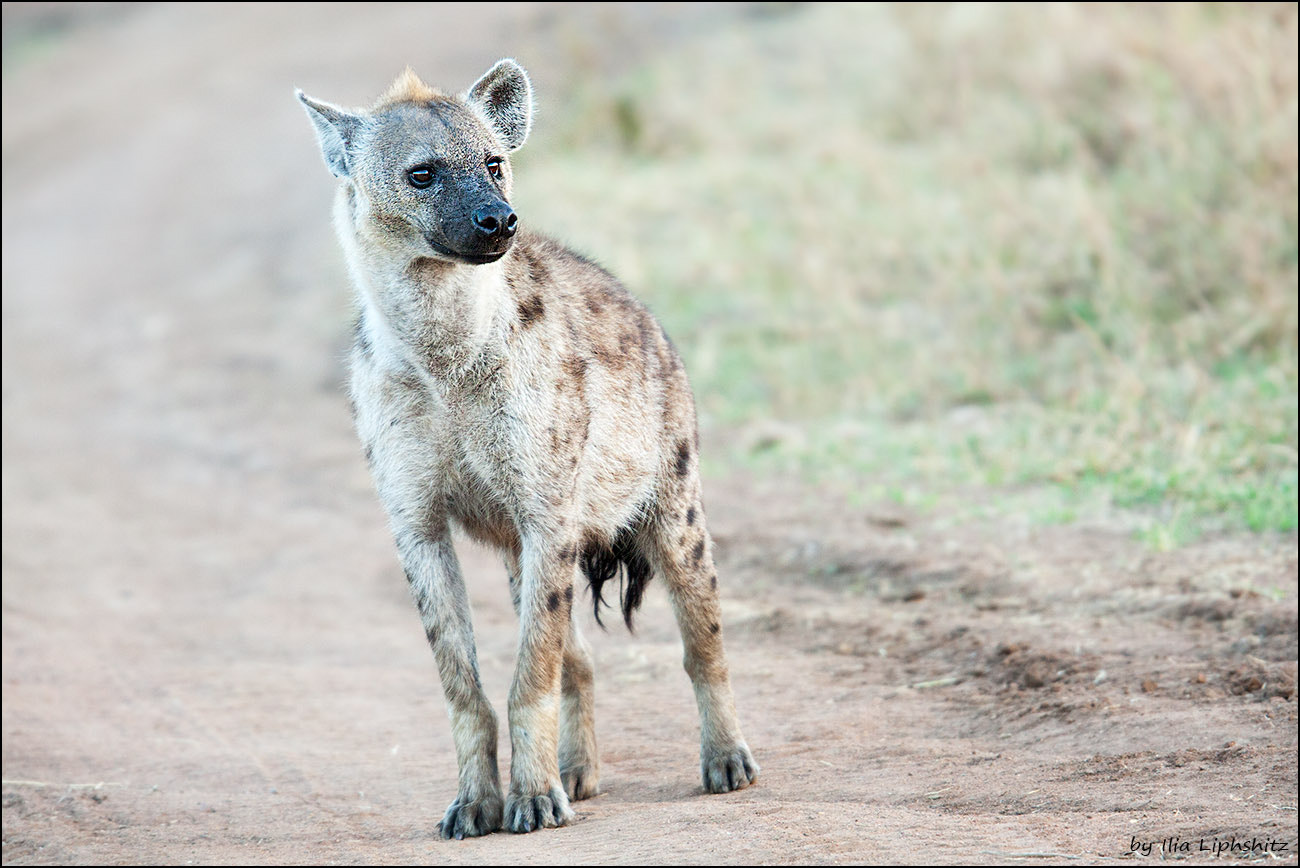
515 3 1298 541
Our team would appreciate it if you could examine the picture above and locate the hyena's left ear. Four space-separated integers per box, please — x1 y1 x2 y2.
297 90 364 179
465 59 533 152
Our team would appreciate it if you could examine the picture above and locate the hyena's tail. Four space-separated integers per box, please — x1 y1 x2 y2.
580 527 652 631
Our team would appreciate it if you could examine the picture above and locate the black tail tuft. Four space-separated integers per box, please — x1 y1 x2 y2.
580 528 652 631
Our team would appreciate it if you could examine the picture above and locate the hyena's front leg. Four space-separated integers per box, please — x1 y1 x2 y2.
354 354 504 836
506 551 599 802
504 537 579 832
651 501 759 793
396 526 504 839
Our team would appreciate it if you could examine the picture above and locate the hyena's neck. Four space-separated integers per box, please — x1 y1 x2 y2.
352 249 513 388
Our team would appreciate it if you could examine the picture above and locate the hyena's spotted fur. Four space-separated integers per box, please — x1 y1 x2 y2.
298 59 757 838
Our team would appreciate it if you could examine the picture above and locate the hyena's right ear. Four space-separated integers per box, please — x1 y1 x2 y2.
296 90 363 179
465 59 533 152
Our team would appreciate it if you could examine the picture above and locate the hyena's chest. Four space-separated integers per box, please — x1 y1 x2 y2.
435 372 608 546
437 405 522 547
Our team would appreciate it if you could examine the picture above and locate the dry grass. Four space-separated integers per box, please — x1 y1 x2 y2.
514 3 1298 539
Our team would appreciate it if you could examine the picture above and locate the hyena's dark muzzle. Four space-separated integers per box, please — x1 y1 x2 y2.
429 181 518 265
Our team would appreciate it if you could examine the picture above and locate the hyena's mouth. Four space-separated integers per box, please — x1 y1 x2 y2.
424 235 510 265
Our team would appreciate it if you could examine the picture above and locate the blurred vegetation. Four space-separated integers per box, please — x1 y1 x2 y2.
514 3 1299 541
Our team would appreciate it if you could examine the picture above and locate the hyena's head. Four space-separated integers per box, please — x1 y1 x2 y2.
297 60 532 265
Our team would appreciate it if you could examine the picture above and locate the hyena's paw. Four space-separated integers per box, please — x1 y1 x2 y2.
504 785 575 833
702 742 760 793
561 762 600 801
438 793 504 840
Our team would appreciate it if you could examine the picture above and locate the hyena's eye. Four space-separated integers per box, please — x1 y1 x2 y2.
407 167 435 189
485 156 504 180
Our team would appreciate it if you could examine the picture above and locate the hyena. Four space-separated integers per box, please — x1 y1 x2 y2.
297 59 758 837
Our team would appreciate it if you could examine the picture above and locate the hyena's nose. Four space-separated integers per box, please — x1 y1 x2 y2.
471 203 518 239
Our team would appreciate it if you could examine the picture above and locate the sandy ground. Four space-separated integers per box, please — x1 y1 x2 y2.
2 4 1297 864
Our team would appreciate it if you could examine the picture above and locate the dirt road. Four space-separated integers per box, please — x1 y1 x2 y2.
3 4 1295 864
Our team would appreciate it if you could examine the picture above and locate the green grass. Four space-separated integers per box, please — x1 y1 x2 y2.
515 3 1299 539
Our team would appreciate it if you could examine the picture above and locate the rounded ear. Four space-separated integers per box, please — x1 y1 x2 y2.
296 89 363 178
464 59 533 152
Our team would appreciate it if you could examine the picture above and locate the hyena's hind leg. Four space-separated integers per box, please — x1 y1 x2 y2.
505 550 600 801
648 482 759 793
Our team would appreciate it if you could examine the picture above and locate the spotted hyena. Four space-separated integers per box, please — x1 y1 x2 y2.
297 59 758 837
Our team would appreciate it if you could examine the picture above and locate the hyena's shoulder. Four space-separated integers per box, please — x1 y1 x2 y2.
504 231 687 390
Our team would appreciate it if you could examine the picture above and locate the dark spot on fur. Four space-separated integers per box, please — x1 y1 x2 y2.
404 570 416 585
710 573 718 590
363 444 374 465
686 507 696 526
710 622 720 635
592 343 625 369
565 585 574 603
353 317 373 358
636 317 655 362
395 366 422 391
692 539 705 564
523 246 551 286
547 591 561 613
518 293 545 327
425 624 439 645
562 355 589 380
675 439 691 477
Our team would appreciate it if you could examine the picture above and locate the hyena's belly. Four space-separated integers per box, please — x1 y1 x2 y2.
573 370 665 529
574 435 660 532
